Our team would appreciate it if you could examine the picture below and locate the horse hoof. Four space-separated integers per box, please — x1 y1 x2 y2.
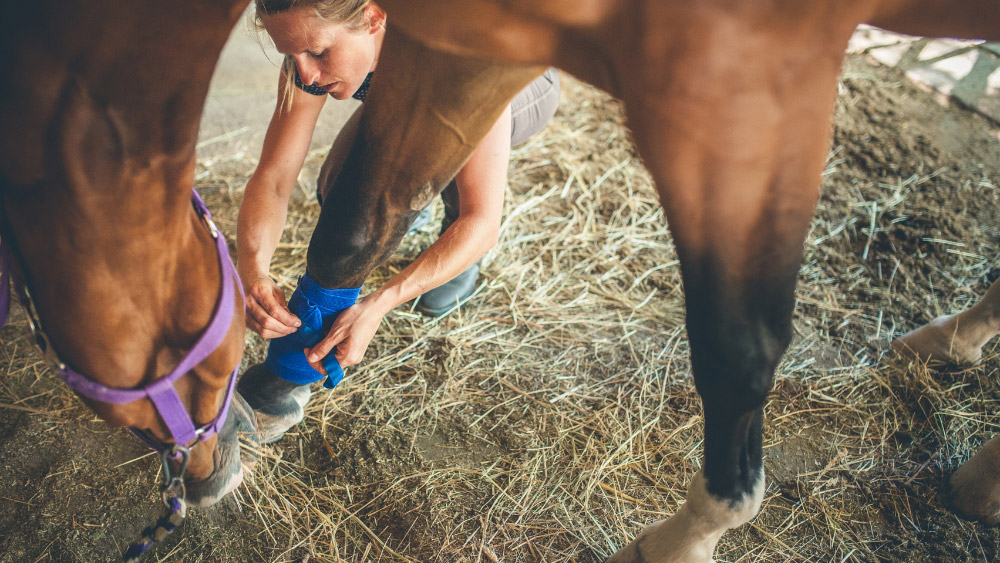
604 518 716 563
237 364 312 444
948 437 1000 524
185 392 256 508
252 384 310 444
891 313 982 366
604 471 760 563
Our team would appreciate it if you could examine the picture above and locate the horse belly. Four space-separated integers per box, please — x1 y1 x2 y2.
869 0 1000 42
380 0 570 65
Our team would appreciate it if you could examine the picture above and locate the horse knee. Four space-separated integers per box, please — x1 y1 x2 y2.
305 228 375 288
306 199 420 288
692 321 789 409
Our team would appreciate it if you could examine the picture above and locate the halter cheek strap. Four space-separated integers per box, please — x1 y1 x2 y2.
0 190 243 453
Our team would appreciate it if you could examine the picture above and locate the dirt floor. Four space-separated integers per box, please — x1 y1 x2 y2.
3 48 1000 562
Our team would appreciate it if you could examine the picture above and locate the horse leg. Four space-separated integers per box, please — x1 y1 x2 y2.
239 31 541 438
605 22 847 562
605 242 799 562
949 436 1000 524
892 278 1000 365
235 109 368 443
305 28 543 288
888 279 1000 522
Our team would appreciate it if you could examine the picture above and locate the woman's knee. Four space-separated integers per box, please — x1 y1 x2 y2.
510 68 560 147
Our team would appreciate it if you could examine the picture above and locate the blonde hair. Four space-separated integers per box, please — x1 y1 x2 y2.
252 0 378 110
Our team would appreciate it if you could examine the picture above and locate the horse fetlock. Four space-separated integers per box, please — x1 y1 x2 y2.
237 364 311 444
949 437 1000 525
605 470 764 563
686 470 764 531
185 393 255 508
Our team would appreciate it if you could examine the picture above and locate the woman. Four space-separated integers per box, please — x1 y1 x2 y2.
237 0 558 405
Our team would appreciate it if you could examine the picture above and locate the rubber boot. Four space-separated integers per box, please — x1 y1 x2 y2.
414 180 481 317
415 261 481 317
407 205 433 235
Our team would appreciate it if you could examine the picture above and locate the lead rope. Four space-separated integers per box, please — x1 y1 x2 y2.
122 446 190 562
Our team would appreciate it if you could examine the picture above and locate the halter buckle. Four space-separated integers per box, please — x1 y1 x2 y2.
200 213 219 239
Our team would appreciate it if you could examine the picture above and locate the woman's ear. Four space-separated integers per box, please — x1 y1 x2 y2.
366 4 386 34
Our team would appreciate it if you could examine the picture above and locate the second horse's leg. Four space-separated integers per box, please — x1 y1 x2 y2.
892 278 1000 365
606 17 845 560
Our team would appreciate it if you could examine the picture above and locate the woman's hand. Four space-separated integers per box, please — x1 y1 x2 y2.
304 297 384 374
244 275 301 339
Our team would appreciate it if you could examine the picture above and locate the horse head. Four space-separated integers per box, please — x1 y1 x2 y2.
0 0 255 513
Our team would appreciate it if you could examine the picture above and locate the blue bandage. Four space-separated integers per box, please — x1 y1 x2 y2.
263 272 362 389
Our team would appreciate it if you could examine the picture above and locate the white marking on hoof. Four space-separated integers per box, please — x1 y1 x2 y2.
187 462 245 509
950 436 1000 524
893 279 1000 365
606 470 764 563
892 313 984 365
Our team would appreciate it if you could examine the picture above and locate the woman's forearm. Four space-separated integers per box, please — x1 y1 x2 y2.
365 214 499 315
365 105 511 315
238 72 327 283
237 173 293 281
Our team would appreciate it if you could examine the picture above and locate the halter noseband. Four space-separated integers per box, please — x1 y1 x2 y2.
0 190 243 454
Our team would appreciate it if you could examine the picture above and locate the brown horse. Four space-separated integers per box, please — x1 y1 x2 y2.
6 0 1000 560
276 0 1000 561
0 0 254 520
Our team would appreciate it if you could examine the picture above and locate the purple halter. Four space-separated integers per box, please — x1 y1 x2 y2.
0 190 242 453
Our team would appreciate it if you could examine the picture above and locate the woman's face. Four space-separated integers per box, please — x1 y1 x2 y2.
263 7 381 100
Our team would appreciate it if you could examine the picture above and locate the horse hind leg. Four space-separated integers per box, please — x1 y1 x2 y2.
894 281 1000 522
607 453 765 563
604 135 817 561
606 264 788 563
949 436 1000 524
891 278 1000 365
